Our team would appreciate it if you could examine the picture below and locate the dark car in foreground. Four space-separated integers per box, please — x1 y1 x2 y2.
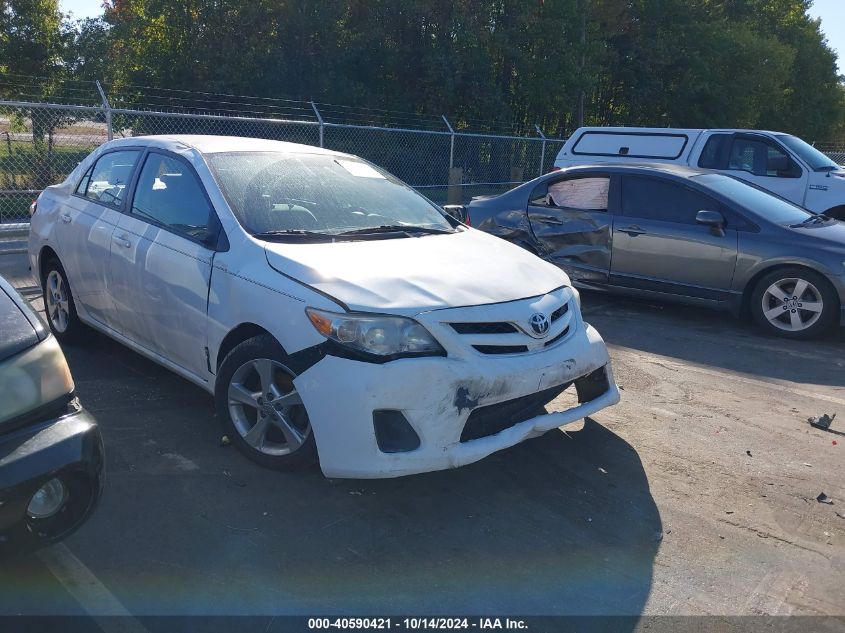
0 274 103 555
462 164 845 339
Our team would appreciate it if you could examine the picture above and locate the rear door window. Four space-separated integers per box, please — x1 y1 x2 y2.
531 177 610 211
82 150 141 208
697 134 731 169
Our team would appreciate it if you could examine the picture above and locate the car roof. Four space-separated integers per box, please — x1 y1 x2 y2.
559 162 712 179
102 134 350 157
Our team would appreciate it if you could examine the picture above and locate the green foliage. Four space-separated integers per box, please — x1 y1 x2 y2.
2 0 843 141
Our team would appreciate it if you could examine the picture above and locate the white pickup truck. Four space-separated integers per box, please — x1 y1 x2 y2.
553 128 845 219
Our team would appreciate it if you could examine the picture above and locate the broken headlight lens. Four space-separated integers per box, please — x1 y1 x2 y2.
306 308 445 358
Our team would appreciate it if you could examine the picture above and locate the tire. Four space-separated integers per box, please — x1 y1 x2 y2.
750 267 839 340
214 334 318 471
41 256 86 344
823 206 845 221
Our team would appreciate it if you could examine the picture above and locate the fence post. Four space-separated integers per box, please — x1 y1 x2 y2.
95 80 113 141
442 115 455 169
535 124 547 176
310 101 324 148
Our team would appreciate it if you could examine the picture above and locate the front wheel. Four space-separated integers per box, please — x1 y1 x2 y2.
750 267 838 339
214 335 318 471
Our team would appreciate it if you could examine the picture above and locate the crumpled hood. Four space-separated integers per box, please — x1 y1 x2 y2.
263 229 569 314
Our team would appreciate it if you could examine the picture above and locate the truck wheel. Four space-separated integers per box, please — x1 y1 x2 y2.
750 267 838 339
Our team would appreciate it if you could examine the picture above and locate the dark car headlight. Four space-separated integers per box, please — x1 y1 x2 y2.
0 337 74 427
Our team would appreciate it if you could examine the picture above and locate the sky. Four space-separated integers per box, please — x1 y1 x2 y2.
59 0 844 74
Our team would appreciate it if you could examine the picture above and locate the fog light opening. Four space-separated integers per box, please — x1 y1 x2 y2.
27 478 68 520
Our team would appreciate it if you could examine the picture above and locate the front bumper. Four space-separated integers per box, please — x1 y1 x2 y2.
0 403 104 555
295 321 619 479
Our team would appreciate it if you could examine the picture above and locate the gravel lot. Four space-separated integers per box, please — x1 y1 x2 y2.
1 246 843 621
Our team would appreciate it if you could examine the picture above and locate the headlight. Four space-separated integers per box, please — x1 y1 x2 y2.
306 308 445 358
0 336 74 426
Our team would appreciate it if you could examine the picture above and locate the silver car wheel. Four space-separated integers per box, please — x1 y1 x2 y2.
227 358 310 456
45 270 70 333
761 277 824 332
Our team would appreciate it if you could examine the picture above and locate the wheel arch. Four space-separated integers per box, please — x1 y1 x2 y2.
38 245 61 284
216 323 277 371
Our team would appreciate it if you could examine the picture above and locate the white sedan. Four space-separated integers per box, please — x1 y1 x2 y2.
29 135 619 478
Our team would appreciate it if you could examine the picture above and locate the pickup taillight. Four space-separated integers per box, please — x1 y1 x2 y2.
29 199 38 216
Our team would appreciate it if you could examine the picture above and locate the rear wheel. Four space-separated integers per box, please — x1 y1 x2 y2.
750 267 838 339
214 335 317 470
41 257 85 343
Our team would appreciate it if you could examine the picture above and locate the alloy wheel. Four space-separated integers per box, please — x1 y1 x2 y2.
227 358 310 456
45 270 70 333
760 277 824 332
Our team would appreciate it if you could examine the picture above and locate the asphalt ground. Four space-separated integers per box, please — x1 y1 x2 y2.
1 247 843 627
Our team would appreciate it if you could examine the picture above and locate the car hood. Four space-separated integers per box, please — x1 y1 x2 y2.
788 218 845 248
263 228 569 315
0 278 45 363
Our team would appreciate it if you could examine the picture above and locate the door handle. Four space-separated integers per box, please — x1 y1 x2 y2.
112 234 131 248
619 225 645 236
60 213 71 224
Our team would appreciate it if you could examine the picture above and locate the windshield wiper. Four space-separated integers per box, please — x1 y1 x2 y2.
252 229 333 241
335 225 455 236
790 214 833 228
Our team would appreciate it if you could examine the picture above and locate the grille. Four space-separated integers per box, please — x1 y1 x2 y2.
472 344 529 355
550 302 569 322
460 383 569 442
449 322 518 335
544 326 570 347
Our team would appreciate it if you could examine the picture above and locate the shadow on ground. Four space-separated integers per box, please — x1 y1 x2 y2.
1 329 660 620
581 290 845 387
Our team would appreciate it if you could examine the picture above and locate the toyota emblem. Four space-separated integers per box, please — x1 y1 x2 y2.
529 313 550 337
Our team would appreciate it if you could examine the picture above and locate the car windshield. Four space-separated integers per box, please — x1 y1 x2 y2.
205 151 454 237
775 134 839 171
693 173 815 225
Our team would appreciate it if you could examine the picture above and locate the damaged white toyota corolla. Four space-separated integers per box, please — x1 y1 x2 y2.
29 135 619 478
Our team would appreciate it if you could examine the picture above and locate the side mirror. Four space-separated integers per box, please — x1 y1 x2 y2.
443 204 469 224
696 209 726 236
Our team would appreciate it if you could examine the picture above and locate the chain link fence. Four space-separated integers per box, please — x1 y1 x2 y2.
0 96 569 223
2 93 844 224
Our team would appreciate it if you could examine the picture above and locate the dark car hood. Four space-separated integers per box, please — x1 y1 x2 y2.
0 276 46 363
